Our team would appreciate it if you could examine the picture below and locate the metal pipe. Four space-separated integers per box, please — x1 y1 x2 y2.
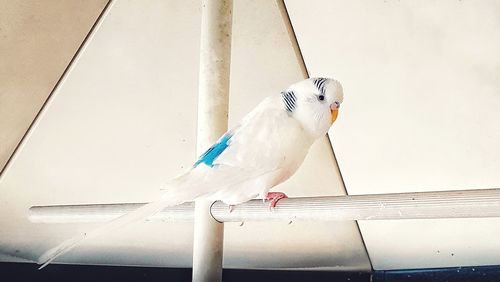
29 188 500 223
193 0 232 281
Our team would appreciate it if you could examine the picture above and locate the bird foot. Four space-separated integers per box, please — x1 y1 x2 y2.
265 192 288 210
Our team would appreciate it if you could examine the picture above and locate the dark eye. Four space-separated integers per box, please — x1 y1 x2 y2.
318 94 325 101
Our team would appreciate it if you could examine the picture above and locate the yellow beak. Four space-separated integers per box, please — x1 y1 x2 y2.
331 109 339 123
330 103 339 124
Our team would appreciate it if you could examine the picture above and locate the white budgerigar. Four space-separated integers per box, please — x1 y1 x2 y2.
37 77 344 268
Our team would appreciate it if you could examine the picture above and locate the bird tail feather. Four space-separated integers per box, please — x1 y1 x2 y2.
37 189 190 269
37 166 272 269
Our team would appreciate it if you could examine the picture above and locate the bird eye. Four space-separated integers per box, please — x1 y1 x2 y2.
318 94 325 101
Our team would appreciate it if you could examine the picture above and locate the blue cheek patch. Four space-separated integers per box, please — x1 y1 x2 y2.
194 132 233 167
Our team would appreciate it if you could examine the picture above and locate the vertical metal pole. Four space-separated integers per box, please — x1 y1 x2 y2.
193 1 232 281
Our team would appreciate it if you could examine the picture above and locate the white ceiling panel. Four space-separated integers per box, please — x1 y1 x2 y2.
0 0 370 270
0 0 108 171
286 0 500 270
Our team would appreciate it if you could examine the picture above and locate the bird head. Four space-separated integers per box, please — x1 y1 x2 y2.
281 77 343 139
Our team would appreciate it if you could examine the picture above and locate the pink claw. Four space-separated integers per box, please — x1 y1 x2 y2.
265 192 288 209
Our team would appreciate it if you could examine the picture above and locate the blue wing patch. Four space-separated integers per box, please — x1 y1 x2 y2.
194 131 233 167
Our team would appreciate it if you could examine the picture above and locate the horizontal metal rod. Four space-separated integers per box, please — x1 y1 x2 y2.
29 188 500 223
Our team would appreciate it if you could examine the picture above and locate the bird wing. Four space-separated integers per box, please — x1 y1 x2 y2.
214 95 310 170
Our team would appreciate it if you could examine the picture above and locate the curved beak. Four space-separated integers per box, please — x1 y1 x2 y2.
330 102 340 123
